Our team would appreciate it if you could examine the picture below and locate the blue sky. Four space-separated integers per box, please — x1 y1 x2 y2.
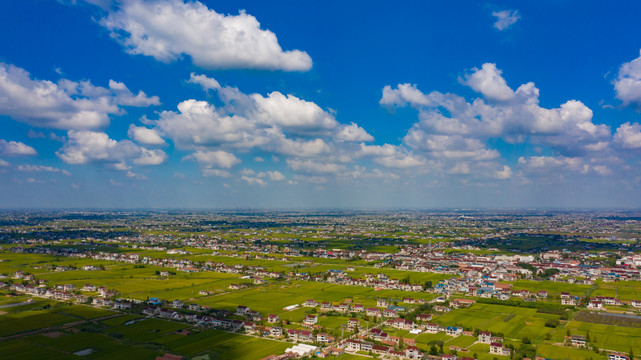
1 0 641 208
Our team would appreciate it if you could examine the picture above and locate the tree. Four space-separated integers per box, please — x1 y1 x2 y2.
429 345 439 355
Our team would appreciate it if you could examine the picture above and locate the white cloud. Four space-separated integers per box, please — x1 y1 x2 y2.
495 165 512 179
287 159 344 174
613 122 641 149
57 130 166 167
0 159 8 167
492 10 520 31
108 80 160 106
241 175 267 186
383 63 611 157
263 170 285 181
128 124 166 146
518 156 587 174
336 123 374 142
0 140 37 156
380 83 435 108
100 0 312 71
254 156 265 162
613 50 641 107
133 148 167 165
448 162 471 175
183 150 240 169
461 63 515 102
17 164 71 176
0 62 158 130
251 91 338 134
188 73 221 92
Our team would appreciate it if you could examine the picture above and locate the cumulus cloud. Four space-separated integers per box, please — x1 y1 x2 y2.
357 144 424 168
613 122 641 149
183 150 240 169
336 123 374 142
262 170 285 181
241 175 267 186
0 140 37 156
128 124 166 146
613 50 641 107
0 62 159 130
57 130 166 168
492 10 520 31
460 63 515 102
100 0 312 71
495 165 513 179
383 63 611 157
287 159 344 174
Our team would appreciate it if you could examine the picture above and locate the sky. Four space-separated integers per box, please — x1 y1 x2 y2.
1 0 641 209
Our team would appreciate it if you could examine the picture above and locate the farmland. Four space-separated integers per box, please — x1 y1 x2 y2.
2 209 641 360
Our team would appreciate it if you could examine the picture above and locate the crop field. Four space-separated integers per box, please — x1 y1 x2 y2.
592 280 641 299
433 303 559 342
536 344 607 360
196 280 437 315
107 318 190 342
158 329 291 359
553 319 641 354
510 279 592 296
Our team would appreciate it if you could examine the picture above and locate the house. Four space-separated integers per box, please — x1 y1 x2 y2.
383 308 397 317
562 297 577 306
299 330 313 342
268 314 279 323
188 304 201 312
426 323 439 333
114 301 133 310
269 326 283 337
304 299 318 307
345 340 361 351
352 304 364 313
348 318 359 330
587 300 603 310
337 303 350 313
405 346 422 359
537 291 548 298
570 335 587 348
377 299 388 307
372 345 391 356
304 314 317 324
631 300 641 308
317 333 333 343
451 298 476 308
366 307 381 317
172 300 184 308
416 313 432 322
442 355 457 360
236 305 249 315
320 302 333 311
609 352 630 360
490 342 511 356
446 326 463 336
478 331 492 343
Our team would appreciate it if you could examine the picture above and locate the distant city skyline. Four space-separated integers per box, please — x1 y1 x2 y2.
1 1 641 208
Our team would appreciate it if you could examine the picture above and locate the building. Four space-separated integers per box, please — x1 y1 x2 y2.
571 335 587 348
490 343 511 356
